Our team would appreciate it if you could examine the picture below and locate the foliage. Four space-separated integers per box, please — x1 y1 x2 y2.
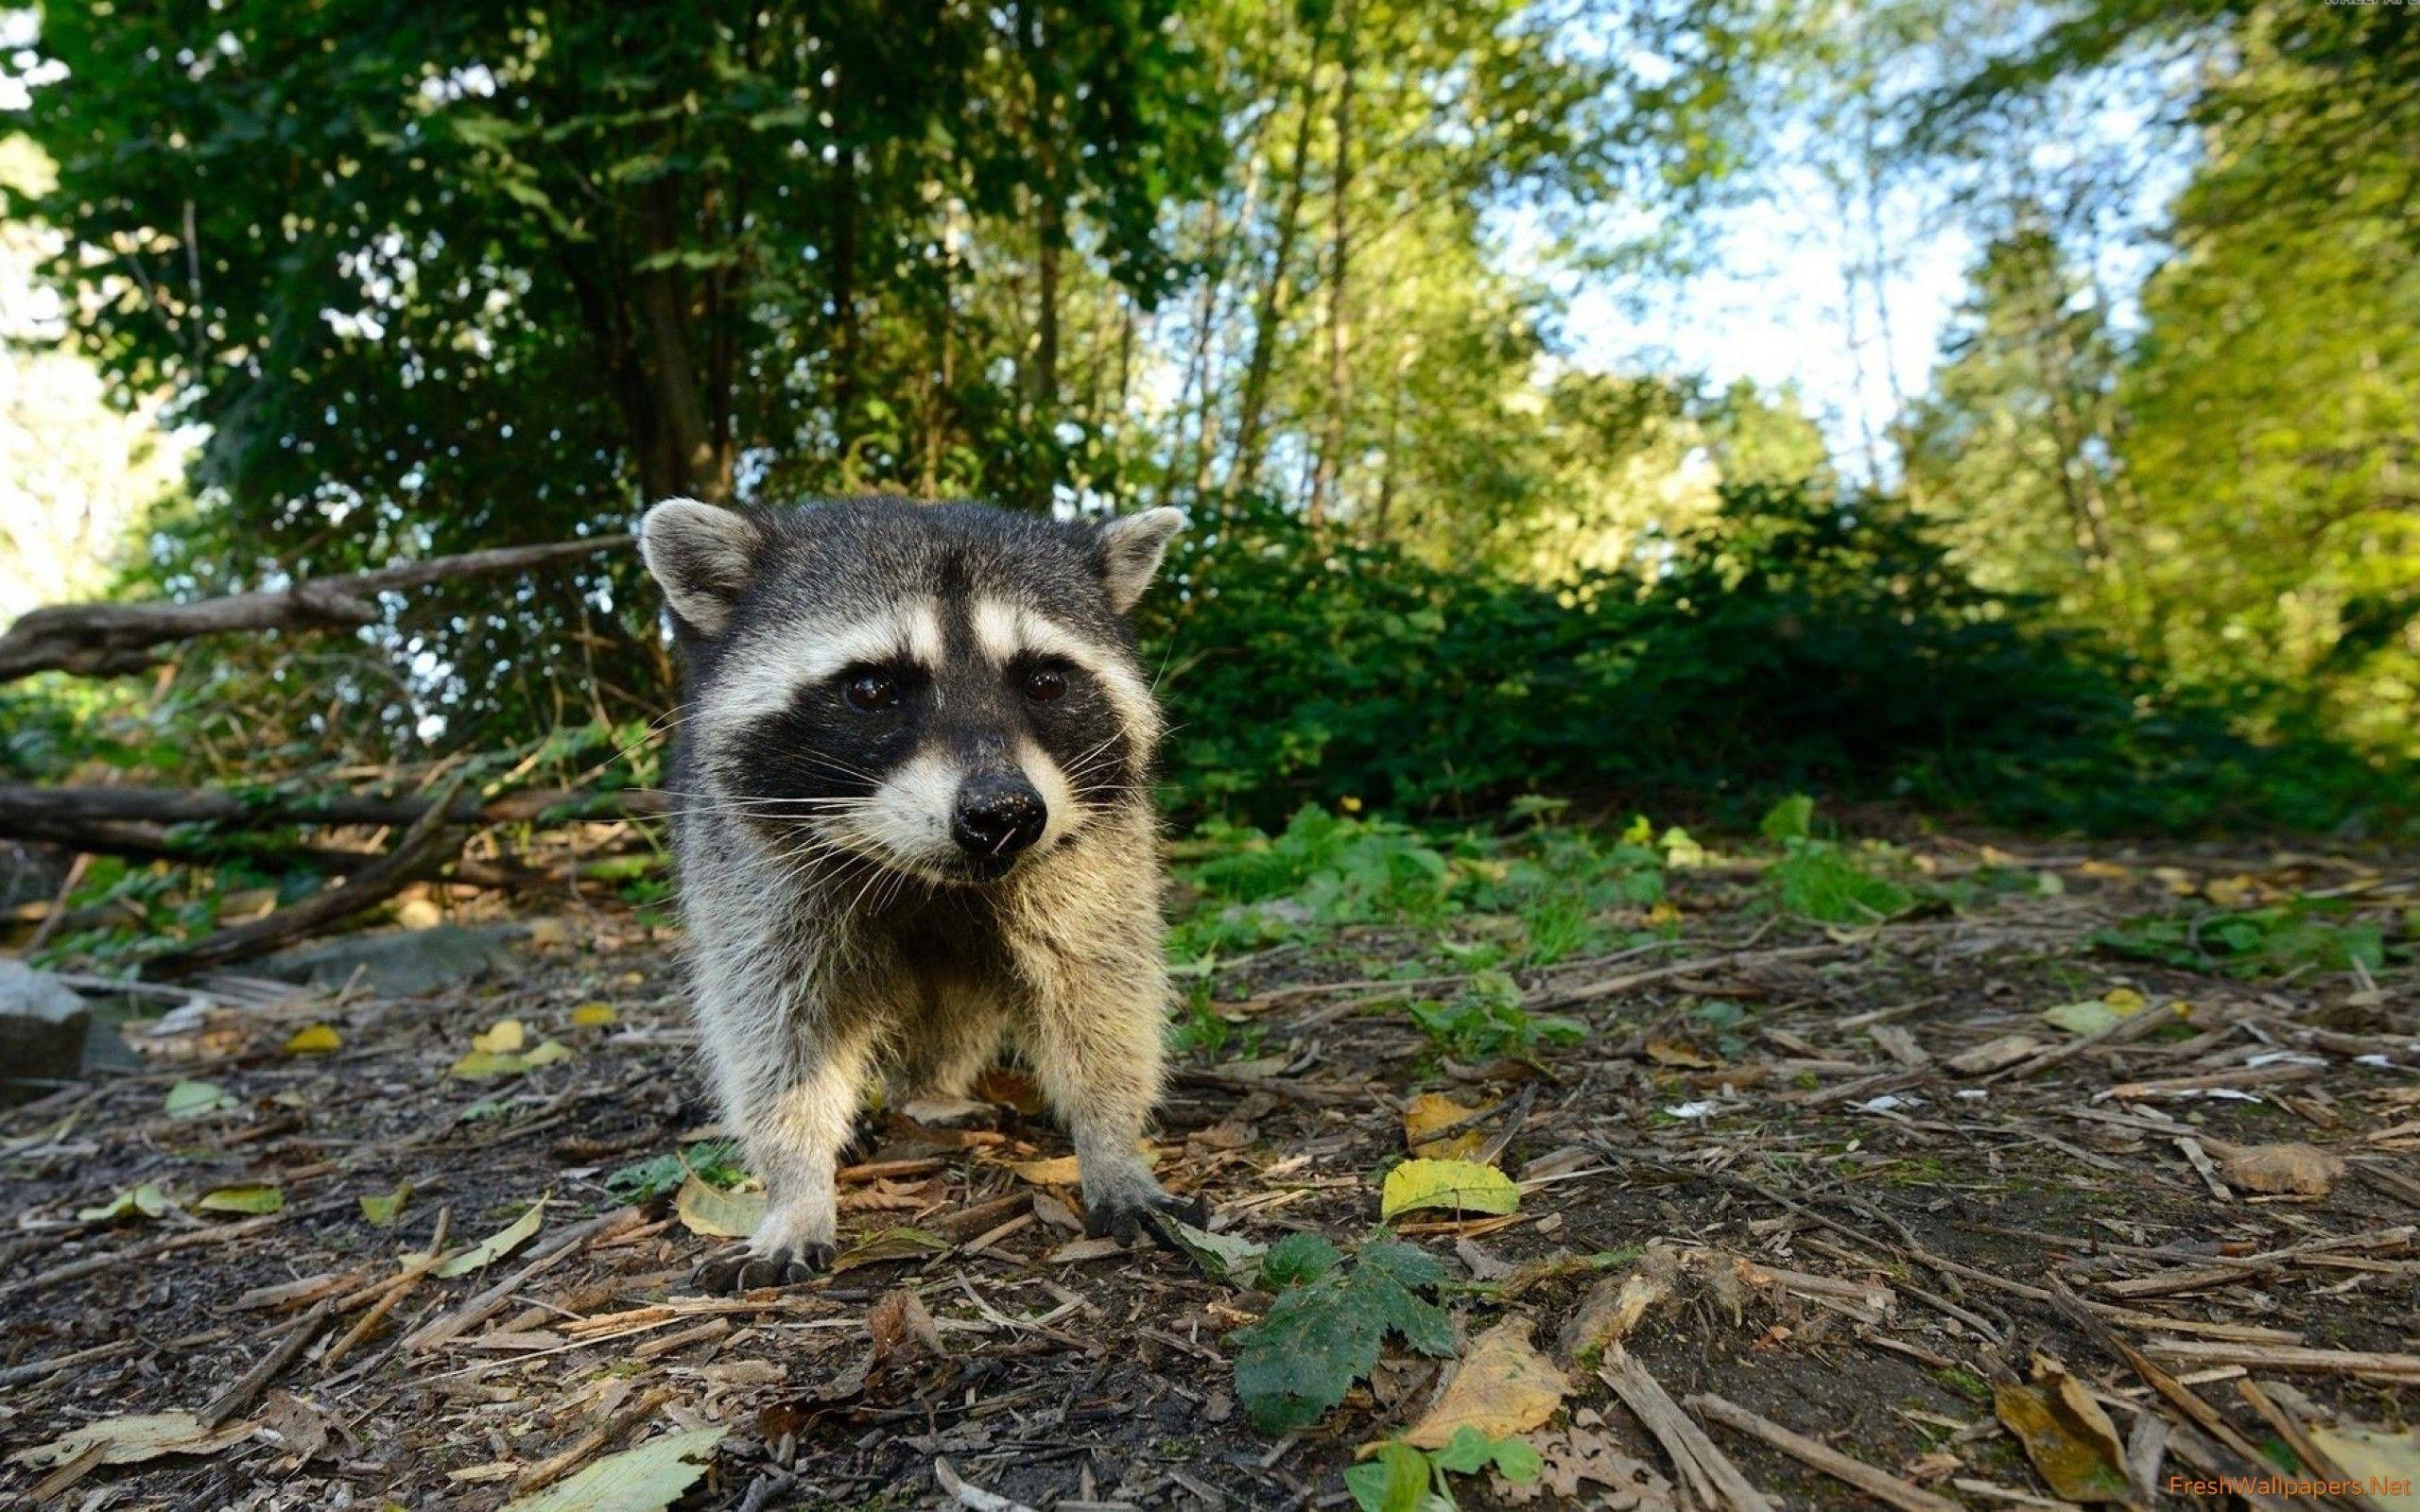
1405 972 1584 1064
1143 484 2407 836
1228 1234 1454 1434
2091 904 2394 979
605 1139 747 1205
1759 798 1915 924
1346 1430 1544 1512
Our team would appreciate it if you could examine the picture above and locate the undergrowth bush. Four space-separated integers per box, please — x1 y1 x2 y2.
1138 484 2407 836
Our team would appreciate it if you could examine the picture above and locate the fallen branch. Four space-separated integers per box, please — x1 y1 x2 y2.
0 535 630 682
0 781 664 838
1599 1351 1775 1512
141 775 473 976
1685 1392 1962 1512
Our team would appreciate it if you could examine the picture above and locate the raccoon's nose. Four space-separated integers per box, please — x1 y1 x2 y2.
952 776 1046 861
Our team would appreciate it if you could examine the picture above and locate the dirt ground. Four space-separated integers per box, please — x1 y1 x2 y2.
3 833 2414 1510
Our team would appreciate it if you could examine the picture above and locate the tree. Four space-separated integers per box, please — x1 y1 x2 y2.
18 0 1220 744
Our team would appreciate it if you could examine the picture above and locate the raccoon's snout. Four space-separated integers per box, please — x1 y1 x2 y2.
952 774 1047 865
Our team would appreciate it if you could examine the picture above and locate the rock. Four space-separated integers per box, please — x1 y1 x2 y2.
252 924 517 996
1 958 92 1098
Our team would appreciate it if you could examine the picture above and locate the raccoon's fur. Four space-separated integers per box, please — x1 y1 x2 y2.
638 495 1196 1288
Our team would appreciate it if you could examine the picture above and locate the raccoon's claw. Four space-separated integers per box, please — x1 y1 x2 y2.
694 1243 833 1294
1084 1189 1210 1249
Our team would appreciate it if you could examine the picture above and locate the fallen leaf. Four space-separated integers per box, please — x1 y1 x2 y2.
1497 1423 1677 1508
1401 1316 1570 1449
450 1050 524 1079
569 1002 618 1027
830 1226 950 1273
1044 1236 1127 1263
867 1288 943 1362
2307 1424 2420 1505
8 1411 256 1470
164 1079 233 1120
1403 1092 1495 1159
1381 1159 1521 1222
520 1039 575 1068
473 1019 527 1055
1644 1039 1719 1070
284 1024 340 1054
360 1182 412 1227
78 1183 171 1223
1946 1034 2046 1074
674 1177 764 1240
2043 988 2148 1038
2207 1141 2345 1196
1165 1220 1268 1285
499 1424 727 1512
524 919 569 949
1005 1154 1082 1186
972 1065 1049 1114
197 1183 284 1215
1996 1357 2130 1503
438 1200 545 1277
1557 1245 1679 1364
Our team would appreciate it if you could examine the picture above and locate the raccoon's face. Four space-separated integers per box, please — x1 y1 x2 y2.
641 497 1184 886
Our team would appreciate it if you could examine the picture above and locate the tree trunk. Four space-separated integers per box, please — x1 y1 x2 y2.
1307 8 1357 528
634 177 731 503
1231 51 1322 496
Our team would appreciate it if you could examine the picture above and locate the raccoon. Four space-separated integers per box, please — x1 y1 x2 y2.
638 494 1201 1290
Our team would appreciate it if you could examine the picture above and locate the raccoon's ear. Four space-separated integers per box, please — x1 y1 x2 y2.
640 498 763 637
1095 507 1186 613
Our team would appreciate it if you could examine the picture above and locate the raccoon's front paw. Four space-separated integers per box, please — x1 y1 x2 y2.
694 1244 833 1294
694 1202 837 1292
1083 1186 1209 1249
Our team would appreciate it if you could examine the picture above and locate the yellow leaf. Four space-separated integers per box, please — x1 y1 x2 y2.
1644 1038 1719 1069
1381 1158 1520 1222
450 1049 526 1079
1996 1366 2131 1503
674 1177 764 1240
2307 1425 2420 1507
570 1002 617 1027
284 1023 340 1054
1644 900 1683 927
1006 1155 1083 1187
519 1039 574 1068
472 1019 527 1055
1403 1092 1494 1159
438 1200 545 1277
1400 1317 1569 1450
498 1425 727 1512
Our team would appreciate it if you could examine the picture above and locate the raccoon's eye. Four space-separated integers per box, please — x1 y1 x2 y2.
842 672 901 713
1021 666 1067 703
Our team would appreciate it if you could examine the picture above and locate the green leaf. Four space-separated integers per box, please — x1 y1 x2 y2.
1380 1160 1521 1222
1344 1442 1431 1512
360 1182 412 1227
79 1182 171 1223
164 1079 233 1120
1230 1239 1452 1433
1758 794 1814 842
1260 1232 1342 1289
1770 844 1913 924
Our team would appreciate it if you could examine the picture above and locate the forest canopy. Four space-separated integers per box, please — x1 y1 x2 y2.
1 0 2412 837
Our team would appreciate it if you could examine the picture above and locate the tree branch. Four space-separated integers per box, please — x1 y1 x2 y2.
0 536 631 684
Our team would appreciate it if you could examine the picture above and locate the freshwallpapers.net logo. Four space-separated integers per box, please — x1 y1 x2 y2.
2169 1475 2414 1499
